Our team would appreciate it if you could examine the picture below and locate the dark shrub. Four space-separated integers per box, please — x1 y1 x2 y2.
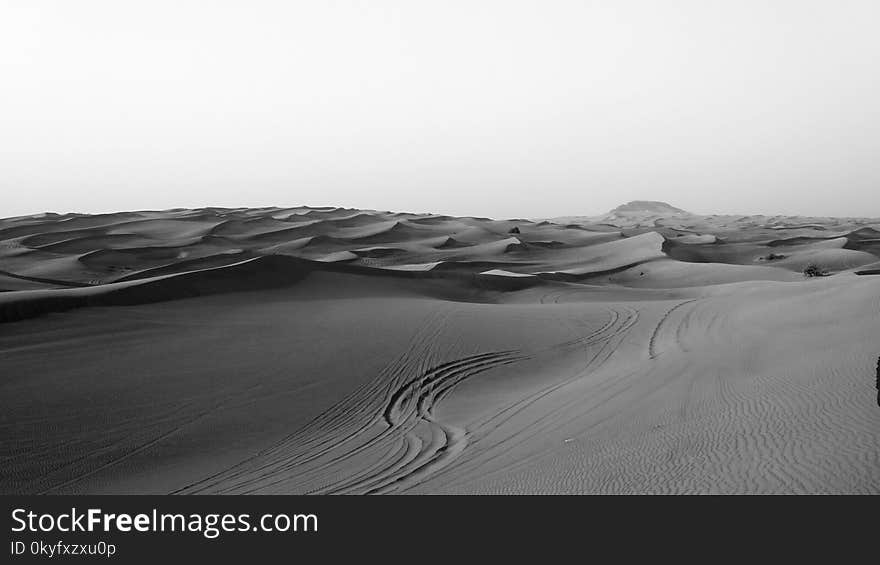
803 264 829 277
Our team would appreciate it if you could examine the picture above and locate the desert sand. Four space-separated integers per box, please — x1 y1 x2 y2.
1 201 879 494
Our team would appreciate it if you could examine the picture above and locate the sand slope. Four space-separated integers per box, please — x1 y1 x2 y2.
1 204 879 494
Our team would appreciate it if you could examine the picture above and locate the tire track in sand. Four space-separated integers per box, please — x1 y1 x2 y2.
174 309 528 494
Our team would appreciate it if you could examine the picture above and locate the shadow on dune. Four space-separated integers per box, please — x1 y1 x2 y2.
0 255 315 324
0 254 558 324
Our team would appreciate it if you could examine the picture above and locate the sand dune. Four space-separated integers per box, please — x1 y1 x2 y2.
1 203 879 494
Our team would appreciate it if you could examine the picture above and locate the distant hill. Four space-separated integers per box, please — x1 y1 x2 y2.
606 201 689 216
600 201 693 226
544 200 694 227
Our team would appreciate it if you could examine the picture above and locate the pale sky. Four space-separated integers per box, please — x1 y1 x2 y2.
2 1 879 219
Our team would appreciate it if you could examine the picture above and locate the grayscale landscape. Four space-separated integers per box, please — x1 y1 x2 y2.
4 1 880 497
2 201 879 494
